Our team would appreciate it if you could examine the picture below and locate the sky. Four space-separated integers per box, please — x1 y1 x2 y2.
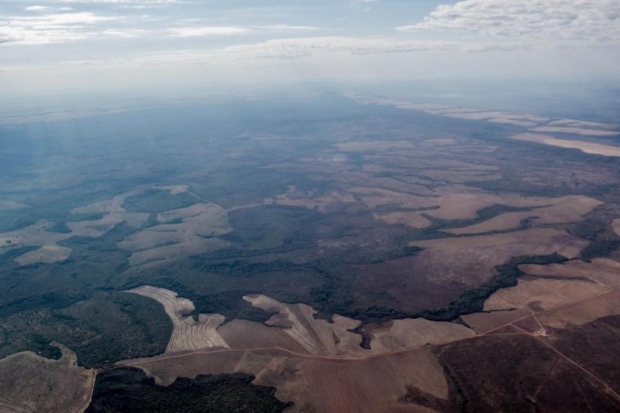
0 0 619 98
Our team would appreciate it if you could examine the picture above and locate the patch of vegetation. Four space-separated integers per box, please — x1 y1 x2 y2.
568 213 620 261
47 221 72 234
86 368 292 413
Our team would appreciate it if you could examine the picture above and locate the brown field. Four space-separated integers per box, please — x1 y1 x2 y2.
547 119 617 130
614 219 620 236
336 141 415 152
444 195 602 235
484 258 620 314
14 245 72 266
118 203 231 267
345 93 551 129
126 286 229 353
0 343 95 413
364 318 475 353
71 191 139 215
265 187 357 212
520 258 620 289
410 228 586 287
509 133 620 157
538 289 620 329
244 295 364 356
484 275 611 313
120 346 448 413
460 308 532 334
373 211 431 229
530 126 620 136
67 212 149 238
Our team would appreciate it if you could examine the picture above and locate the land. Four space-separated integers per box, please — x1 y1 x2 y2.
0 343 95 413
0 92 620 411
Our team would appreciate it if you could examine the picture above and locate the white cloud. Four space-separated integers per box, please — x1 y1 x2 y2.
0 12 122 44
25 6 52 12
396 0 620 42
166 26 250 37
218 36 528 59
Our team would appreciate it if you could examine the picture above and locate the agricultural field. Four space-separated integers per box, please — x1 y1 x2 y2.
0 92 620 411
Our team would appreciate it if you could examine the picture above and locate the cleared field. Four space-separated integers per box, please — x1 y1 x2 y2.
460 308 532 334
410 228 586 287
0 343 95 413
365 318 475 353
538 289 620 328
67 212 149 238
120 346 448 413
118 203 231 267
346 93 550 128
484 258 620 314
0 200 28 210
484 275 611 313
71 191 138 215
244 295 363 356
443 195 602 235
520 258 620 288
266 187 357 212
509 133 620 157
530 126 620 136
547 118 617 129
0 220 70 248
14 245 72 265
373 211 431 229
336 141 415 152
126 286 229 353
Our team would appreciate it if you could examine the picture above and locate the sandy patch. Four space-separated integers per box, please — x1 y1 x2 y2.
0 343 95 413
510 133 620 157
126 286 229 353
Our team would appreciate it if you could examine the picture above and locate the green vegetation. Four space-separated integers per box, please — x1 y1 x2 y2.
86 368 292 413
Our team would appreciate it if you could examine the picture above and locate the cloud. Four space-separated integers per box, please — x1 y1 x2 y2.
396 0 620 42
25 6 52 12
218 36 528 59
59 0 177 3
0 12 122 44
166 26 250 37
